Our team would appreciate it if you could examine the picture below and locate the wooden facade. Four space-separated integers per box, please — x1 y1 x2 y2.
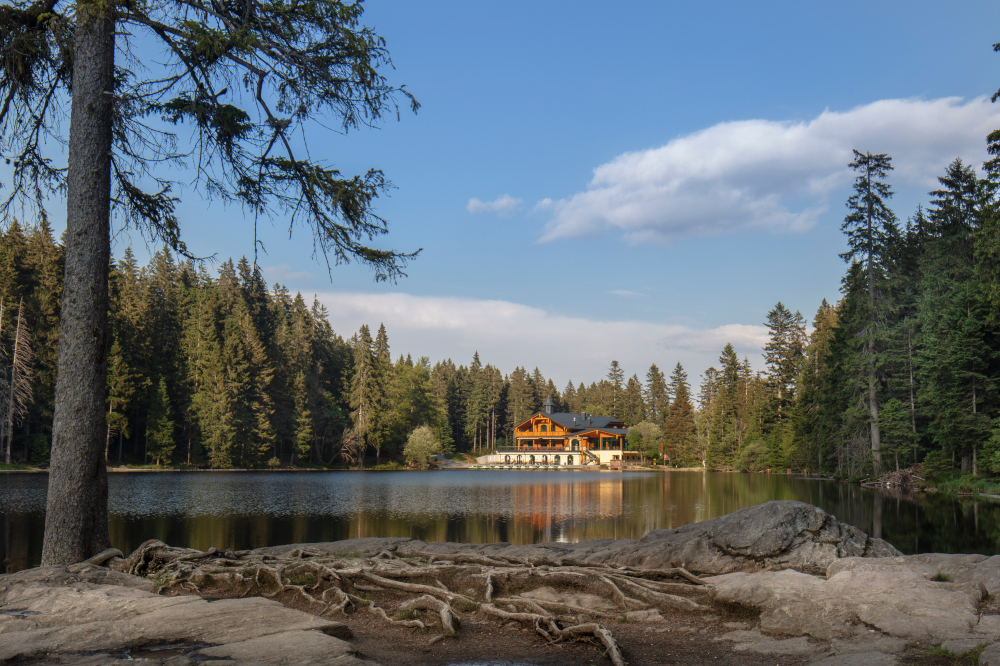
507 399 639 465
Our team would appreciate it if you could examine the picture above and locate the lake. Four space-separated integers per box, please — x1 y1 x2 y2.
2 469 997 573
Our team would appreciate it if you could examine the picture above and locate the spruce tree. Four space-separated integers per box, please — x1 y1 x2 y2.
347 325 376 467
662 363 696 466
607 360 624 416
762 302 806 425
623 374 646 426
146 377 175 466
644 364 669 424
840 150 899 469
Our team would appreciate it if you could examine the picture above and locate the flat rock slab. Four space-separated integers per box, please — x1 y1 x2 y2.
197 629 369 665
707 568 984 640
812 652 901 666
258 500 900 575
0 564 364 665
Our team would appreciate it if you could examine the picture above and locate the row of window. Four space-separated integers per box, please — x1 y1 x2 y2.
523 424 554 432
503 454 574 465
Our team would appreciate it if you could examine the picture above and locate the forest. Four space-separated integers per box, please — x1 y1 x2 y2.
1 138 999 478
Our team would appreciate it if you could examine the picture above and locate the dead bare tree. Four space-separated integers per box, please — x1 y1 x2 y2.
4 298 34 464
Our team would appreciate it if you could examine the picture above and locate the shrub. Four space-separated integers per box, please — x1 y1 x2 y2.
735 439 770 472
404 426 441 469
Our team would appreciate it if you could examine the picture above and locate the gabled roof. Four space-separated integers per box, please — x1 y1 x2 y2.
514 411 626 433
574 427 629 436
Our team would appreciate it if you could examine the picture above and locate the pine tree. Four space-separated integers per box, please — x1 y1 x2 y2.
607 360 624 416
105 340 141 464
662 363 696 466
371 323 392 464
762 302 806 424
839 150 899 468
623 374 646 426
146 377 175 466
506 367 535 428
644 364 669 424
347 325 376 467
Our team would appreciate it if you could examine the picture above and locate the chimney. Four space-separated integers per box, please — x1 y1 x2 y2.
543 396 555 415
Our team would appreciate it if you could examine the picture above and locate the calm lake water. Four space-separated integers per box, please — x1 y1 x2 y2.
2 469 996 573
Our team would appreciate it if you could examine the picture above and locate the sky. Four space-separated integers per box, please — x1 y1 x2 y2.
9 0 1000 389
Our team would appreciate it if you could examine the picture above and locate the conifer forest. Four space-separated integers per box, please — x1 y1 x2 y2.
1 139 1000 479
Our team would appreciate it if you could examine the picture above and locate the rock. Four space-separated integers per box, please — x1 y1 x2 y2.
811 652 901 666
980 643 1000 666
195 629 366 665
708 568 980 640
827 557 940 580
714 629 825 657
268 501 900 576
977 616 1000 637
944 554 1000 596
828 635 909 655
607 500 900 575
940 638 989 654
624 609 665 623
0 565 363 664
521 585 612 610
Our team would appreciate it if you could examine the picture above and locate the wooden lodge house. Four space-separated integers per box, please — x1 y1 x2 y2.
475 397 640 467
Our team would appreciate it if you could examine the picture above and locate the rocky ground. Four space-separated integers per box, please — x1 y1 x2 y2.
3 500 1000 666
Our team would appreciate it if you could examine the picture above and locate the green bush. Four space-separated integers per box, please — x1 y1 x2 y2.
404 425 441 469
735 439 770 472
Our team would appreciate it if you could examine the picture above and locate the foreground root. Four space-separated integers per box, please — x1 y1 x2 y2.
120 543 713 666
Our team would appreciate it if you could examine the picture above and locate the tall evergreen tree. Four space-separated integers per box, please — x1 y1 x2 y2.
146 377 175 466
607 360 624 416
662 363 696 466
644 364 669 424
762 302 806 424
839 150 899 468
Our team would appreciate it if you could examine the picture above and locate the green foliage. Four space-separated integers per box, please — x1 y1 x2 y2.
735 438 769 472
626 421 661 461
146 377 175 466
403 425 441 469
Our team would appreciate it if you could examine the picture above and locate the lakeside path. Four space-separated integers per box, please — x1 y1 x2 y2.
8 501 1000 665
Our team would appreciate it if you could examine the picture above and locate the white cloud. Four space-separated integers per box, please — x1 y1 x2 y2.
540 97 1000 244
316 291 768 386
607 289 643 298
262 264 312 283
467 194 524 216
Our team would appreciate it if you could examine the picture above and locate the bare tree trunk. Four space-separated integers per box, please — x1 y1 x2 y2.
41 3 115 565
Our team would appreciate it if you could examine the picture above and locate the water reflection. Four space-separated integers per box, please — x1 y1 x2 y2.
3 470 1000 573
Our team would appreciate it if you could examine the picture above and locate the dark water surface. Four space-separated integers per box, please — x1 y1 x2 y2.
2 469 997 573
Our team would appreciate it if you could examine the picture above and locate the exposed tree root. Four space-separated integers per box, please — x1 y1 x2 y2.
117 542 714 666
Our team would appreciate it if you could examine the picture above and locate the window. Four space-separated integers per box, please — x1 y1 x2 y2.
540 424 547 433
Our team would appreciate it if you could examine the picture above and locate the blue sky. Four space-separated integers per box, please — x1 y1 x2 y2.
12 0 1000 388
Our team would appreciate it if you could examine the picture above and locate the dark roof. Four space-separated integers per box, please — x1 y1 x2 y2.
516 411 626 433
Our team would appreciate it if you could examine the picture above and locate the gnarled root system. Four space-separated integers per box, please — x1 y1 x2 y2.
115 540 714 666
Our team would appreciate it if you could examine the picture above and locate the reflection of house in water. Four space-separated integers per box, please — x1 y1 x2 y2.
477 398 639 467
509 476 627 542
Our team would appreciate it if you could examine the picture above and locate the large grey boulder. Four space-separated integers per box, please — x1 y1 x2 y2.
601 500 901 574
707 567 985 640
0 563 365 665
261 500 900 576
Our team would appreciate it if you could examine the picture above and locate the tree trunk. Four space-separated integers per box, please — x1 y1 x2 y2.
41 2 115 565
